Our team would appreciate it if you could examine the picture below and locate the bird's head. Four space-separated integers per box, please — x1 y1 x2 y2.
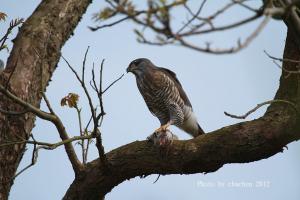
127 58 152 75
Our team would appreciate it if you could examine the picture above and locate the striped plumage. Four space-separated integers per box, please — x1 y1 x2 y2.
127 58 204 137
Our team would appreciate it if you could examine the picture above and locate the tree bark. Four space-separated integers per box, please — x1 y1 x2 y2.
0 0 92 199
62 28 300 199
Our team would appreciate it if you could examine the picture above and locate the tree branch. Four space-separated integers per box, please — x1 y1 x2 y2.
0 18 23 52
175 15 270 54
63 114 300 199
0 134 94 150
224 99 298 119
95 0 268 54
62 53 123 168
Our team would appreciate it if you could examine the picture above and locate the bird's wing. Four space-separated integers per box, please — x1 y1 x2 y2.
158 67 192 108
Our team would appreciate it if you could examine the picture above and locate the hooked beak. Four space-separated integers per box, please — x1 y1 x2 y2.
126 66 130 73
126 64 135 73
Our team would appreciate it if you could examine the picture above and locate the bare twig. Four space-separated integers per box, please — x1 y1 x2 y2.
264 50 300 63
184 0 238 30
42 92 55 114
62 54 100 164
91 60 107 164
95 0 268 54
0 18 24 51
89 15 132 31
0 134 95 149
273 60 300 74
83 116 93 161
234 0 259 12
102 73 125 94
176 0 208 34
264 50 300 74
176 15 270 54
179 12 263 37
90 58 123 165
82 46 89 83
62 53 120 167
75 105 86 164
62 55 97 122
153 174 161 184
1 133 95 178
13 136 38 179
224 99 298 119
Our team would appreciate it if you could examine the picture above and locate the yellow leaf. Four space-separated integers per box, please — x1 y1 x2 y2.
60 93 79 108
99 7 114 20
0 12 7 21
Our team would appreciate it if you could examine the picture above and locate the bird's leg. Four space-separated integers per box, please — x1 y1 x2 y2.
155 121 172 133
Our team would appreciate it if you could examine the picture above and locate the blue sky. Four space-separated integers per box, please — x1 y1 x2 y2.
1 1 299 200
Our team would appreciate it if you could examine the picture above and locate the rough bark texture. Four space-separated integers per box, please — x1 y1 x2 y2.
0 0 92 199
62 29 300 199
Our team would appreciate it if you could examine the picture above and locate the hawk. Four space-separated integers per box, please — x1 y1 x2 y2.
127 58 204 139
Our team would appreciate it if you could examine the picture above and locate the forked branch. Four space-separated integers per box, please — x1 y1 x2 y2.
0 84 83 174
62 48 124 167
89 0 299 54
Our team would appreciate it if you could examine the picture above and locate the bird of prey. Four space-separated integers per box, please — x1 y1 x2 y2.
127 58 204 140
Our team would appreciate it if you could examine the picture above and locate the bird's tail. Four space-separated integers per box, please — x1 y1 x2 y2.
197 123 205 136
181 112 205 137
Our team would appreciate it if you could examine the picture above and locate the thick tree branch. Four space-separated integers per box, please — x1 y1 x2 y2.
63 116 300 200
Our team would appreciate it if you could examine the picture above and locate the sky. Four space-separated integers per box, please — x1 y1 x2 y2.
1 0 300 200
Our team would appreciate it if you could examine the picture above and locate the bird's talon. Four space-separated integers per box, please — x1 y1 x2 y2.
155 124 170 133
147 130 178 147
